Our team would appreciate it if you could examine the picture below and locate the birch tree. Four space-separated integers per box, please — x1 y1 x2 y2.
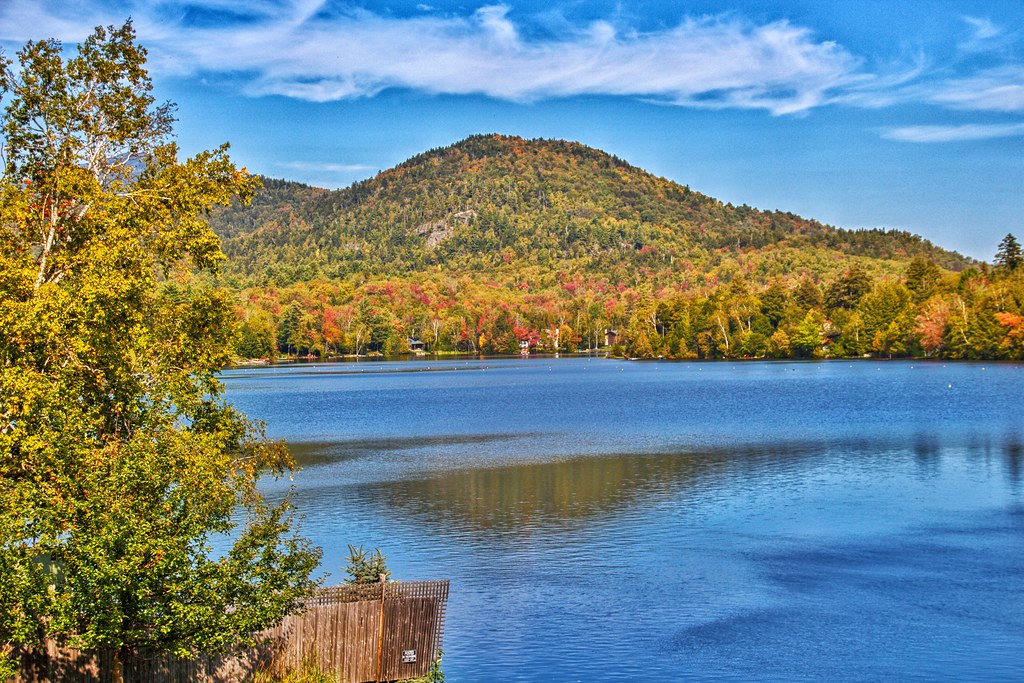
0 22 320 681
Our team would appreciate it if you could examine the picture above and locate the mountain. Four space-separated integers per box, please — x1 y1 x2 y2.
209 134 971 288
207 135 1024 362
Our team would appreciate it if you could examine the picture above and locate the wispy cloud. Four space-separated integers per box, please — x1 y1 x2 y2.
0 0 864 116
962 16 1001 42
881 122 1024 143
928 66 1024 113
958 15 1011 53
1 0 1022 123
174 4 868 115
277 161 377 173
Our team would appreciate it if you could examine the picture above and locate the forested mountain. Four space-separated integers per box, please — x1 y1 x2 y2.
205 135 1024 361
210 134 969 286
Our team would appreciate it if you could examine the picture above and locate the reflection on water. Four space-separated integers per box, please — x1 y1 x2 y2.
359 449 714 532
349 442 828 533
287 433 544 467
1005 437 1023 484
288 433 1022 535
223 360 1024 682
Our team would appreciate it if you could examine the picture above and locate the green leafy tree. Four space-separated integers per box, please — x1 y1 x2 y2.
626 322 655 358
831 309 868 357
791 310 825 357
236 310 276 359
737 330 768 357
0 23 321 680
858 281 912 340
872 320 909 357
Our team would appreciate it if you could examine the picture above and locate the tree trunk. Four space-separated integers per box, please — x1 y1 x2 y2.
111 647 125 683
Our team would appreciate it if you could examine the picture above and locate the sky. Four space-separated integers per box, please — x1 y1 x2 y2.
1 1 1021 260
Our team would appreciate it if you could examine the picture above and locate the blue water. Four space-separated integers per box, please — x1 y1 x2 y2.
222 359 1024 682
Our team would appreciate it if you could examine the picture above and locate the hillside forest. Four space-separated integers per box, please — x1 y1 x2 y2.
205 136 1024 362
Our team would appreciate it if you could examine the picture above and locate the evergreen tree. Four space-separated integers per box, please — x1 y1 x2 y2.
825 264 873 310
995 233 1021 271
904 257 943 302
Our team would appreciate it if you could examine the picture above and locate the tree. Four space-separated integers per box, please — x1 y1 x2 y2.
792 277 823 312
915 296 951 356
767 328 791 358
343 545 391 585
995 233 1021 272
858 281 912 340
0 23 320 680
759 281 788 328
236 310 276 359
904 257 942 302
824 264 873 310
994 311 1024 358
791 310 825 357
276 303 304 355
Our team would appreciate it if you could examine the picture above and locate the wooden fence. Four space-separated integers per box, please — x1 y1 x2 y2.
12 580 449 683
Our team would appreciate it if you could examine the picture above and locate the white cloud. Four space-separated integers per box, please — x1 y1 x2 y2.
232 9 865 115
0 0 864 116
474 5 519 46
929 66 1024 113
962 16 1001 42
881 122 1024 143
0 0 1020 123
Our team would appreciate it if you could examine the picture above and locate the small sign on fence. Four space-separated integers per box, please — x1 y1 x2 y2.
402 649 417 664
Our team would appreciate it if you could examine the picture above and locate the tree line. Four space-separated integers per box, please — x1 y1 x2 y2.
230 239 1024 361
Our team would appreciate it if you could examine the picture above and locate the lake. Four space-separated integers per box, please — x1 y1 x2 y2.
221 358 1024 682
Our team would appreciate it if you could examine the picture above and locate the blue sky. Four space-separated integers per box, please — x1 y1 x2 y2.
1 1 1021 260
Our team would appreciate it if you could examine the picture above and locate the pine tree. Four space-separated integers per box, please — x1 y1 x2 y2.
995 233 1021 271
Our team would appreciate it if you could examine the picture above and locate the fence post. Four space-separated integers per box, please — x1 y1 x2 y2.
376 574 386 683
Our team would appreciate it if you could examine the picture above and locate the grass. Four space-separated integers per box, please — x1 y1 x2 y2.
251 650 444 683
